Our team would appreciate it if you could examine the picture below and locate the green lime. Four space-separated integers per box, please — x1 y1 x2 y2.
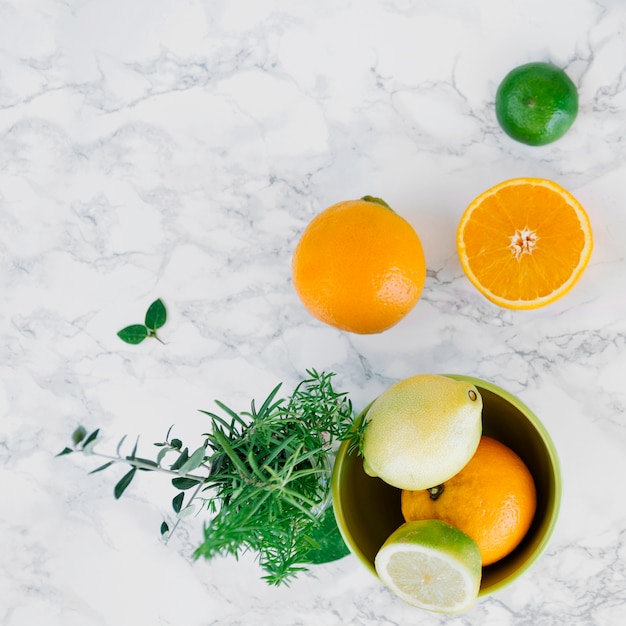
495 62 578 146
374 520 482 613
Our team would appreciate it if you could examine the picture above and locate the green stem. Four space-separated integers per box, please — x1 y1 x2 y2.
164 480 206 544
361 195 392 209
148 329 166 344
87 450 208 482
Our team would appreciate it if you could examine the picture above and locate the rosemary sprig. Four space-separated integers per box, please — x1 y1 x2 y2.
59 369 360 585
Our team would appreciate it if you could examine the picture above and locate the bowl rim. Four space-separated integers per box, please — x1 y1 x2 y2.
331 374 562 596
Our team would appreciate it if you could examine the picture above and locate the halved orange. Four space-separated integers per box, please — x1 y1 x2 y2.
456 178 593 310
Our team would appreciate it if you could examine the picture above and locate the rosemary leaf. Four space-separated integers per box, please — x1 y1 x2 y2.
172 477 201 490
88 461 115 474
177 445 206 475
114 467 137 499
172 492 184 513
209 428 254 481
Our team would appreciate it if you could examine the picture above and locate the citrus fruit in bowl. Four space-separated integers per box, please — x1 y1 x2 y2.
291 196 426 334
361 374 482 490
375 519 482 613
331 375 561 600
495 61 578 146
401 435 537 567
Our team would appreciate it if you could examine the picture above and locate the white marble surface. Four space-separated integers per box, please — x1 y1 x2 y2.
2 0 626 624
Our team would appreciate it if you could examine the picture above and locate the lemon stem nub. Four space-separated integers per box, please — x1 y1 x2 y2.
428 485 445 501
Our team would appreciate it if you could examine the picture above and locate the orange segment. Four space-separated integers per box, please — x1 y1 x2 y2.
456 178 593 309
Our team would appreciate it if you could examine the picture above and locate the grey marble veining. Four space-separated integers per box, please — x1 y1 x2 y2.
2 0 626 624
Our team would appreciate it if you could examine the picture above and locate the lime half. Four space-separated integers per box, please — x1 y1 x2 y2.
495 62 578 146
374 520 482 613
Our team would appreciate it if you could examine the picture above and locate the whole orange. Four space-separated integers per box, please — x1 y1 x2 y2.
291 197 426 334
401 436 537 566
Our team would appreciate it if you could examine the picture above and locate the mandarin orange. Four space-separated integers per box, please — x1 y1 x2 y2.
401 436 537 566
292 197 426 334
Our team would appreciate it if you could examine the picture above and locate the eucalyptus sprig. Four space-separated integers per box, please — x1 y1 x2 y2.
59 370 362 585
117 298 167 344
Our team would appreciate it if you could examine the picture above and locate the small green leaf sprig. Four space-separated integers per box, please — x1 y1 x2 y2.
59 370 362 585
117 298 167 344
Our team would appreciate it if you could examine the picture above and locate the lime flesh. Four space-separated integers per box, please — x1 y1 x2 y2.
496 62 578 146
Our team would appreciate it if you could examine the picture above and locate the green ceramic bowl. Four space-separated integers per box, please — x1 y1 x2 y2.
331 374 561 596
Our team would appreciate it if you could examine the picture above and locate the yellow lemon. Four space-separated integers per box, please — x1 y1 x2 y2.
361 374 482 490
